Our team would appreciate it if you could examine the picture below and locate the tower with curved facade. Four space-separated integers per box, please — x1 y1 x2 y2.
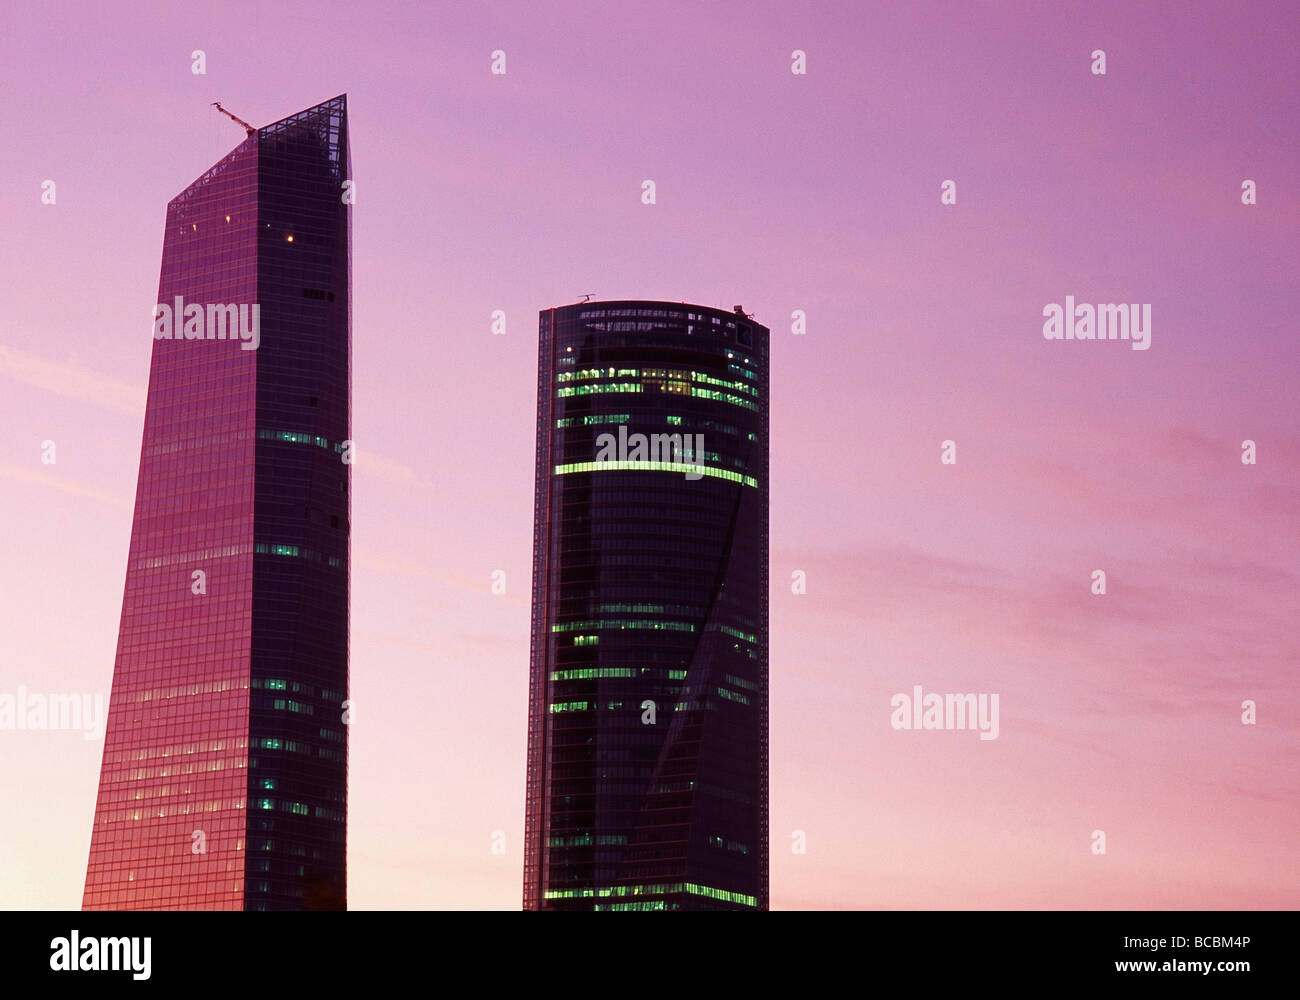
524 300 769 910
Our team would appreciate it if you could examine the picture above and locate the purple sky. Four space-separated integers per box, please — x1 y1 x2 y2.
1 0 1297 909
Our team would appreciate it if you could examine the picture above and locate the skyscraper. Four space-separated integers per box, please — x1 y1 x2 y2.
83 96 351 911
524 301 769 911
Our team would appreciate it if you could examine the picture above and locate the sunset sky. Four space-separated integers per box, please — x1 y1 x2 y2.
1 0 1296 909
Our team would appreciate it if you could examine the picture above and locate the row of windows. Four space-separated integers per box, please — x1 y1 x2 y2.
709 624 757 643
248 743 348 759
552 619 696 633
549 695 748 715
559 444 748 473
543 882 757 907
558 367 756 394
550 667 633 680
597 603 704 617
556 367 639 383
250 737 342 754
265 699 312 715
549 667 690 681
131 543 251 571
105 739 240 763
253 543 344 568
690 371 757 397
556 382 643 397
708 835 751 855
256 428 340 451
547 833 628 847
553 600 759 624
252 679 344 702
248 798 342 822
574 308 718 321
554 460 759 488
254 798 310 815
101 760 242 783
97 802 243 822
555 413 631 428
553 413 758 442
689 387 758 411
594 901 673 910
137 679 242 702
556 378 758 407
248 839 336 854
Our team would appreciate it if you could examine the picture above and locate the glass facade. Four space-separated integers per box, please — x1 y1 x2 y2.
524 301 770 911
83 96 350 911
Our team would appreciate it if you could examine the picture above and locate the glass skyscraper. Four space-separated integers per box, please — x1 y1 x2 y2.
83 96 351 911
524 301 769 911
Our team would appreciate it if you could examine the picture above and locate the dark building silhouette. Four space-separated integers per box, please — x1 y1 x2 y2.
524 301 769 910
83 96 351 910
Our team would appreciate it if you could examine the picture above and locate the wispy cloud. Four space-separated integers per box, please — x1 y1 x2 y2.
0 346 142 415
0 463 130 509
0 345 426 494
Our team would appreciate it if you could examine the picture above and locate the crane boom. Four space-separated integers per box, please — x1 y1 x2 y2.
211 102 257 137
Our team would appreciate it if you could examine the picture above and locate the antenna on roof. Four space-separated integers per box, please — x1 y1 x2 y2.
211 102 257 137
578 292 595 303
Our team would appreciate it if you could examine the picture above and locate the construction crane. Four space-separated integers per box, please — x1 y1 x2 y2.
211 102 257 137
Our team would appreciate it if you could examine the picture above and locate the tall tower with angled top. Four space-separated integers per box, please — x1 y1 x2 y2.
83 95 351 911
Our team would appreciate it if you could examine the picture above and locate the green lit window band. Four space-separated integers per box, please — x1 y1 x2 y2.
548 833 629 847
690 387 757 410
554 460 758 488
552 619 695 633
255 801 313 815
250 738 312 753
258 428 332 449
550 668 636 680
557 368 640 383
548 666 685 681
269 699 314 715
691 371 757 396
254 543 344 568
543 882 757 907
557 414 632 428
682 883 756 906
597 901 671 910
598 603 666 614
708 623 757 643
557 383 642 397
258 428 346 454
